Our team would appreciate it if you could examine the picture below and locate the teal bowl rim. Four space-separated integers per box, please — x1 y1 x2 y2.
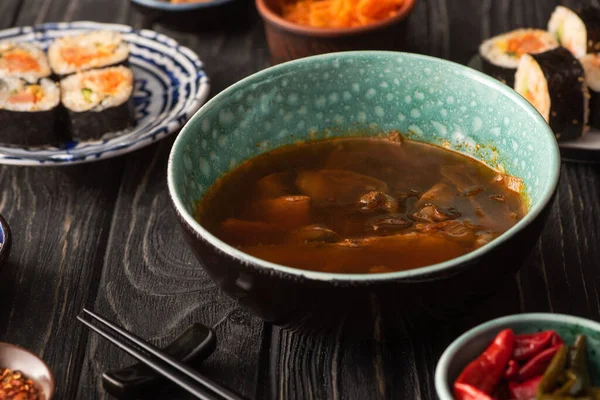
167 50 561 283
434 313 600 400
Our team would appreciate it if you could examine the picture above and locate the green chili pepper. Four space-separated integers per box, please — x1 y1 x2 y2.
568 335 592 396
538 345 569 396
81 87 93 103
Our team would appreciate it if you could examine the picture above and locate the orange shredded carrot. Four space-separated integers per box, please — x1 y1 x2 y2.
280 0 405 28
3 49 40 72
86 70 125 94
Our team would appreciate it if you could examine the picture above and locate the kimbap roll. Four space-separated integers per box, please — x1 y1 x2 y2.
61 65 134 141
0 77 60 146
0 42 51 82
579 53 600 129
514 47 588 141
548 6 600 58
48 31 129 76
479 29 558 86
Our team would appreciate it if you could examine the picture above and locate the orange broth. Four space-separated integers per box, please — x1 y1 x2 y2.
196 135 526 274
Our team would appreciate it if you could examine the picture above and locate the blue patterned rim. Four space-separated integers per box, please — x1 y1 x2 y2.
0 213 10 264
131 0 239 11
0 21 210 166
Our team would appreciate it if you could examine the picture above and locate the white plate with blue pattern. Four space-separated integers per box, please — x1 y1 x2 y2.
0 21 210 166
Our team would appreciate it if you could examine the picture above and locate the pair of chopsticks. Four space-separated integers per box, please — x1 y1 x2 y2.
78 308 245 400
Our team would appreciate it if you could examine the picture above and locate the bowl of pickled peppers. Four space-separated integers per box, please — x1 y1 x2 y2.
435 313 600 400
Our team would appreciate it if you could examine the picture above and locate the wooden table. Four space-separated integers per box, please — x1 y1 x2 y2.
0 0 598 398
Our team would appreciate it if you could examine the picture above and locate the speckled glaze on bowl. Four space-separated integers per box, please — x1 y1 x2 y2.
168 51 560 333
0 342 55 399
0 214 11 269
435 313 600 400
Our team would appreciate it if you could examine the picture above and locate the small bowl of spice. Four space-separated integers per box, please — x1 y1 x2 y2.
256 0 416 64
435 313 600 400
0 343 54 400
0 214 11 269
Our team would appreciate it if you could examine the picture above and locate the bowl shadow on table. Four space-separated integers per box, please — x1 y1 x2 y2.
131 0 255 33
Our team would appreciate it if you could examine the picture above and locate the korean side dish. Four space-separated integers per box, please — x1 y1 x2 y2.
454 329 600 400
478 5 600 141
0 368 40 400
196 134 527 274
277 0 406 29
0 30 134 147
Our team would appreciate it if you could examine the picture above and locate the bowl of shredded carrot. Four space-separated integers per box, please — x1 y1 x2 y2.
257 0 416 63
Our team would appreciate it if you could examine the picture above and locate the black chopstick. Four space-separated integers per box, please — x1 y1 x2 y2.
78 308 245 400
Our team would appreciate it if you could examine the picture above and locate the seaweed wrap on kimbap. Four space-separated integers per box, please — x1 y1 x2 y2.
0 77 60 146
61 65 134 141
48 31 129 76
479 29 558 86
514 47 588 141
548 6 600 57
0 42 51 82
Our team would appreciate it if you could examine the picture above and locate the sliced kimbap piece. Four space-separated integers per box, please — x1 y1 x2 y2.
514 47 588 141
48 31 129 76
548 5 600 58
0 77 60 146
479 29 558 86
579 53 600 129
0 42 51 82
61 65 134 141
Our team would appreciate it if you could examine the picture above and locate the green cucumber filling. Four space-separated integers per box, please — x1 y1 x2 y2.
81 87 93 103
557 23 564 42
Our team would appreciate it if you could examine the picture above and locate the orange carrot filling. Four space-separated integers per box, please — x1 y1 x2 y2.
59 44 115 67
2 49 40 72
502 33 546 57
279 0 405 28
85 71 125 94
8 85 44 104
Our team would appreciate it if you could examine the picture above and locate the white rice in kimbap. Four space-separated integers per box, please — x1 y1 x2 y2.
479 29 558 86
579 53 600 129
48 31 129 76
548 5 600 58
515 47 588 141
0 77 60 146
0 42 51 82
61 65 134 140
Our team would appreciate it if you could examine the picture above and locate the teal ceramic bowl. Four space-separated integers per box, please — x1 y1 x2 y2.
168 51 561 332
435 313 600 399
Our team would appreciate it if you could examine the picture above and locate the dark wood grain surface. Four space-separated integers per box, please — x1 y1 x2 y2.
0 1 598 399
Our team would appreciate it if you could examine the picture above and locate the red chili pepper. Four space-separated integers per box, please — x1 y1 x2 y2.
454 383 493 400
509 375 543 400
454 329 515 399
551 332 564 346
518 344 562 381
513 331 555 361
505 359 520 381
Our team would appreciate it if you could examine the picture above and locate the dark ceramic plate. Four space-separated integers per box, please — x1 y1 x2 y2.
131 0 238 11
0 214 11 268
468 54 600 164
130 0 249 32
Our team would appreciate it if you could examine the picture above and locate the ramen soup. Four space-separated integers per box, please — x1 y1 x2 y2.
196 133 527 274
